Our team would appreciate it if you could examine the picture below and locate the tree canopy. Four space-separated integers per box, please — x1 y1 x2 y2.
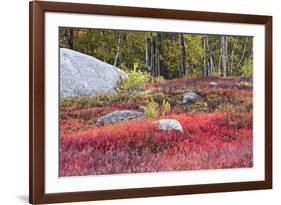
59 27 253 79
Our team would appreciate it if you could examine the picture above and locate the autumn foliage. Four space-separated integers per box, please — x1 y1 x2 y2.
60 77 253 176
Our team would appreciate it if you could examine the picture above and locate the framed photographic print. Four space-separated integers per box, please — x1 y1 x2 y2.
29 1 272 204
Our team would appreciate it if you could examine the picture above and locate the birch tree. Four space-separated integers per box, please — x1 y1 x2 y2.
179 34 188 77
221 35 228 77
237 37 248 70
113 33 122 66
59 27 253 79
203 35 208 77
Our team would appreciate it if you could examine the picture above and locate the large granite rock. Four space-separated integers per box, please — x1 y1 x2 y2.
96 110 144 125
60 48 127 98
157 119 183 132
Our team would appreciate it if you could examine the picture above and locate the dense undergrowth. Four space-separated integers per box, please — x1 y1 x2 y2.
60 77 253 176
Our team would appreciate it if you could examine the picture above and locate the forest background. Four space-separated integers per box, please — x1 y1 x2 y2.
59 28 253 79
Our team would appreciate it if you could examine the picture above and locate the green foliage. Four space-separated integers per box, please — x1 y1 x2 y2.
211 70 221 77
60 95 115 113
241 59 253 78
162 37 181 78
144 98 170 118
161 100 171 116
185 34 204 76
59 27 254 79
239 81 253 87
144 99 159 118
150 92 168 104
118 69 150 93
151 76 165 84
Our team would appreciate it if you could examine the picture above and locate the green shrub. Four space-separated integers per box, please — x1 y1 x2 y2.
161 100 171 116
144 99 159 118
118 69 150 94
151 76 165 84
239 81 253 87
60 94 118 112
144 99 171 118
151 92 168 104
212 70 221 77
241 59 253 78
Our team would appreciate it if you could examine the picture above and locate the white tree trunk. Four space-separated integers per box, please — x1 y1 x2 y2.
145 38 149 66
178 34 183 77
203 35 207 77
210 49 214 76
230 49 235 75
221 36 228 77
218 53 222 76
114 34 121 67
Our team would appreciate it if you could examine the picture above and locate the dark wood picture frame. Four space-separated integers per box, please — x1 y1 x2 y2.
29 1 272 204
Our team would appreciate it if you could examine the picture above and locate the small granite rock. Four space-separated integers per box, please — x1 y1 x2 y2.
181 92 199 104
209 82 218 87
138 105 145 110
96 110 144 125
157 119 183 132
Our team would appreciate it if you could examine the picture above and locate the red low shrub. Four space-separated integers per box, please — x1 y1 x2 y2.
60 77 253 176
60 113 252 176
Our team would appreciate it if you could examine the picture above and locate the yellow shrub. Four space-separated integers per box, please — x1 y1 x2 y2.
144 99 159 118
144 99 171 118
161 100 171 116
